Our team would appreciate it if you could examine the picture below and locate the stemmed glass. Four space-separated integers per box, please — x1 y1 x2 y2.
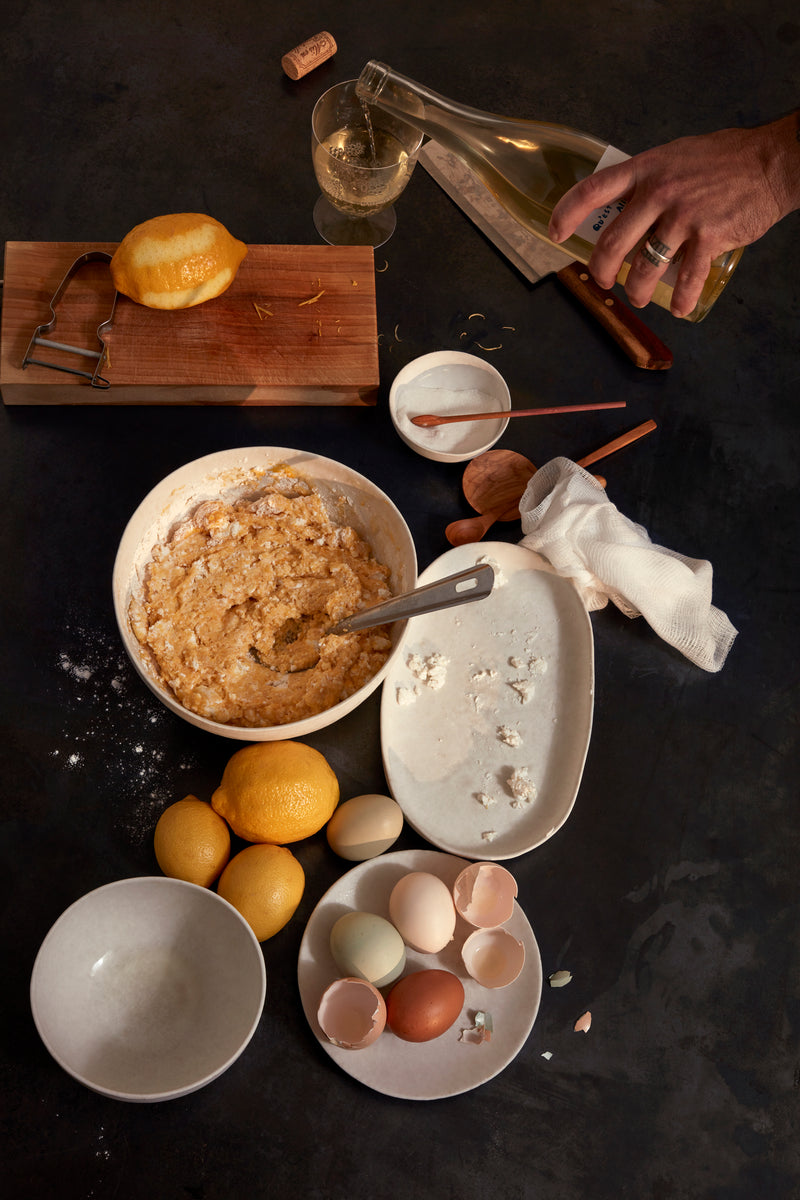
311 79 424 248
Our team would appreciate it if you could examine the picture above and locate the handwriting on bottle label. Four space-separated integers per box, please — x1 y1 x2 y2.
576 145 679 285
592 199 626 233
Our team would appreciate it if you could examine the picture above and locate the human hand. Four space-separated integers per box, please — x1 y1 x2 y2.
549 114 800 317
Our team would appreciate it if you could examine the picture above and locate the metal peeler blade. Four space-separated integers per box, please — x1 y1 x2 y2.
22 251 118 388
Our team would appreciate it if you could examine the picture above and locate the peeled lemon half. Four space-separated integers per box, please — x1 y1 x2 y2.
110 212 247 309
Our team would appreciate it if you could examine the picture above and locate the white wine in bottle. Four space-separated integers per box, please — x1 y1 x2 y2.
356 61 743 322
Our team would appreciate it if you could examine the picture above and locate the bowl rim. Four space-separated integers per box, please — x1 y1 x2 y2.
30 876 267 1102
112 446 418 741
388 350 511 463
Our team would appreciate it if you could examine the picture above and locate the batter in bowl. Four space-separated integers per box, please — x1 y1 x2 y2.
129 472 394 727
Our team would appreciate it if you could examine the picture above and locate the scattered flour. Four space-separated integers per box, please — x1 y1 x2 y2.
53 624 199 845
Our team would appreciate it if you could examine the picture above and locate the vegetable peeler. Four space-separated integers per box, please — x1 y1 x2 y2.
21 251 118 388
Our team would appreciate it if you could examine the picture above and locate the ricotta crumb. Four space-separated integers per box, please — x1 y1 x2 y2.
477 555 506 587
498 725 522 747
396 685 420 706
481 830 497 843
507 766 537 804
406 651 448 689
509 679 536 703
476 792 497 808
471 668 497 683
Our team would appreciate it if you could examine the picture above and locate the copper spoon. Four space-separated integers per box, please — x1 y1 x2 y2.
411 400 626 427
445 419 657 547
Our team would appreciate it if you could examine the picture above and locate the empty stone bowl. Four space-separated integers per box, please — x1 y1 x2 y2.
30 877 266 1102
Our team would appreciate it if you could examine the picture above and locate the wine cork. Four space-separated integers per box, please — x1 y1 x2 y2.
281 32 337 81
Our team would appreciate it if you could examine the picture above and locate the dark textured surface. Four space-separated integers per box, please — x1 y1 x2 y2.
2 2 799 1197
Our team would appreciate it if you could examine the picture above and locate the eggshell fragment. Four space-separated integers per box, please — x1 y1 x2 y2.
386 969 465 1042
461 926 526 988
389 871 456 953
329 911 406 988
452 862 518 928
317 977 387 1050
326 794 404 861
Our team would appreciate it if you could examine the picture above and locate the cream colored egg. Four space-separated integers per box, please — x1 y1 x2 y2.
329 911 406 988
326 794 404 861
388 871 456 954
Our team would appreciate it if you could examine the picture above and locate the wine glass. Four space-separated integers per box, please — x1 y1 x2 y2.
311 79 424 248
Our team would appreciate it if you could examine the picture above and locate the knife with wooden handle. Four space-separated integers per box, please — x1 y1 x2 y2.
419 142 673 371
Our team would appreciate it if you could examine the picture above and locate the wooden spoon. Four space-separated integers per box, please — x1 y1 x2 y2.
411 400 626 427
445 419 657 546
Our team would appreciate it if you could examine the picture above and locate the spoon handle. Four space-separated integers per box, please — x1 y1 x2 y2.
412 400 626 428
330 564 495 634
576 419 657 468
444 511 500 547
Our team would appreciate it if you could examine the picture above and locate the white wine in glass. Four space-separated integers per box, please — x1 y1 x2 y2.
312 80 423 247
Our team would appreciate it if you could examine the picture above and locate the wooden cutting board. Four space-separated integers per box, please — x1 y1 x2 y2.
0 242 379 405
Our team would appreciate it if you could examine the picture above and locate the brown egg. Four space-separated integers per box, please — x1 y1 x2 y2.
386 969 465 1042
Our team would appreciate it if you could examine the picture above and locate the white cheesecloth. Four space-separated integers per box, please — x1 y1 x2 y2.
518 458 737 672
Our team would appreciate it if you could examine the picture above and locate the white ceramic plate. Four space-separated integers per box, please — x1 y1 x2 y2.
297 849 542 1100
380 543 594 859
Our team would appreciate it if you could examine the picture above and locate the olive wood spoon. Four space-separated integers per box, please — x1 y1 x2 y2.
445 419 657 547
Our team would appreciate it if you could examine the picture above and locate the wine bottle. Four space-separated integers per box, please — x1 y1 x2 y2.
356 61 743 322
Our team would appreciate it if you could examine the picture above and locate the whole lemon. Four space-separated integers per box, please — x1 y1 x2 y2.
110 212 247 309
217 843 305 941
153 795 231 887
211 740 339 844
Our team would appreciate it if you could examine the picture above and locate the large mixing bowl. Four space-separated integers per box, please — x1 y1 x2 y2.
112 447 417 740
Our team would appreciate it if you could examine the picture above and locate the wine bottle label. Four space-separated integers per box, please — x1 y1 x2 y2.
576 145 679 285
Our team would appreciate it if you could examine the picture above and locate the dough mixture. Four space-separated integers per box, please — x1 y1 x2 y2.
129 472 394 727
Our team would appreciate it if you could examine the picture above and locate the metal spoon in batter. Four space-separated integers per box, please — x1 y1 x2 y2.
251 562 495 673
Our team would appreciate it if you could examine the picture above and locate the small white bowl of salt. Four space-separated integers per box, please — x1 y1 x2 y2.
389 351 511 463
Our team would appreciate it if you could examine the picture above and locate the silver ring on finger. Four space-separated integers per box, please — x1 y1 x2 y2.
641 235 673 267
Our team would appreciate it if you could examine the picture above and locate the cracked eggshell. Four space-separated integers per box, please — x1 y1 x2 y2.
326 794 404 861
329 912 406 988
461 926 526 989
453 862 518 928
388 871 457 954
317 977 387 1050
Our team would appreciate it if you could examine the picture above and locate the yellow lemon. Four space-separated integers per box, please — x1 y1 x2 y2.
110 212 247 309
217 843 305 941
212 741 339 844
153 795 231 887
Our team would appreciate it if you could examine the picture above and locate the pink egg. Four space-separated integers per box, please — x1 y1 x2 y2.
389 871 456 953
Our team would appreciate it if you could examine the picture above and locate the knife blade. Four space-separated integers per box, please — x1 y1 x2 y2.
419 141 673 371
